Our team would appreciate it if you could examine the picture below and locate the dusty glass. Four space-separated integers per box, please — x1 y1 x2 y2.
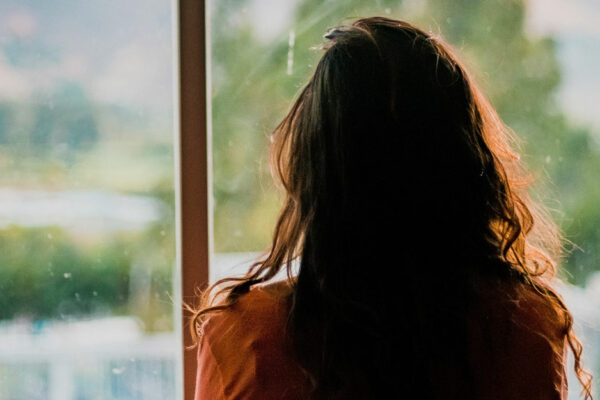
0 1 178 399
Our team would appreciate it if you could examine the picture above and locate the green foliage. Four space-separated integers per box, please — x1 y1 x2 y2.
0 226 131 320
129 181 177 332
0 218 176 331
210 0 289 251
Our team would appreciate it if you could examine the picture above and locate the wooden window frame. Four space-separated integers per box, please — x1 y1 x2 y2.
177 1 211 399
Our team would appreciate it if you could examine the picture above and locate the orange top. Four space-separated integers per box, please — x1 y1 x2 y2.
195 282 568 399
195 285 308 400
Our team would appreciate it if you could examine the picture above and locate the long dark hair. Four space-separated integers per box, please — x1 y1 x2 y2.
194 17 592 399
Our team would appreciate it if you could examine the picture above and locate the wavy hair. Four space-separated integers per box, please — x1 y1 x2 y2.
192 17 592 399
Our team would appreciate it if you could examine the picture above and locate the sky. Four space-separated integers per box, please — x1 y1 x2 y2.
0 0 173 111
0 0 597 133
526 0 600 134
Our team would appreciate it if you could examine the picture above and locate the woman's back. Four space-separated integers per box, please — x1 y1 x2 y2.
196 277 568 399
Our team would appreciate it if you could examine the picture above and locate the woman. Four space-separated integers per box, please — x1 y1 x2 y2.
193 17 593 399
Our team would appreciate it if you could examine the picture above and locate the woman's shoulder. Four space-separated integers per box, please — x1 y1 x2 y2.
515 281 569 328
196 280 307 399
473 273 568 322
200 281 292 342
481 280 570 342
468 275 569 399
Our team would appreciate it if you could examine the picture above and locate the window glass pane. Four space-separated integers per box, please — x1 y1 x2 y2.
210 0 600 395
0 1 178 399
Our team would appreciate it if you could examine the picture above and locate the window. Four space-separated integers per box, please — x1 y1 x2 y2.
0 1 598 399
0 1 179 399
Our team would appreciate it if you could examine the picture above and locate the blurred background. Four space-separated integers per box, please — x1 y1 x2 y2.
0 1 178 399
0 0 598 398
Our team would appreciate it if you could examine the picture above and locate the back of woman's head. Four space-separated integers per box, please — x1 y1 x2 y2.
196 17 592 399
276 17 517 272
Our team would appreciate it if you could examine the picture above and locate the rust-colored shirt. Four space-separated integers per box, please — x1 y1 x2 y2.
195 282 568 399
195 286 308 399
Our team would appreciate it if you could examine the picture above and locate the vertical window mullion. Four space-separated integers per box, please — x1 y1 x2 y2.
177 1 210 399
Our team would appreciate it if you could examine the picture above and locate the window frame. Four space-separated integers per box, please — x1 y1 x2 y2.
177 1 211 399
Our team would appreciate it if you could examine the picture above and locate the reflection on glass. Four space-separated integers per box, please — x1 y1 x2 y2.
0 1 177 399
210 0 600 396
